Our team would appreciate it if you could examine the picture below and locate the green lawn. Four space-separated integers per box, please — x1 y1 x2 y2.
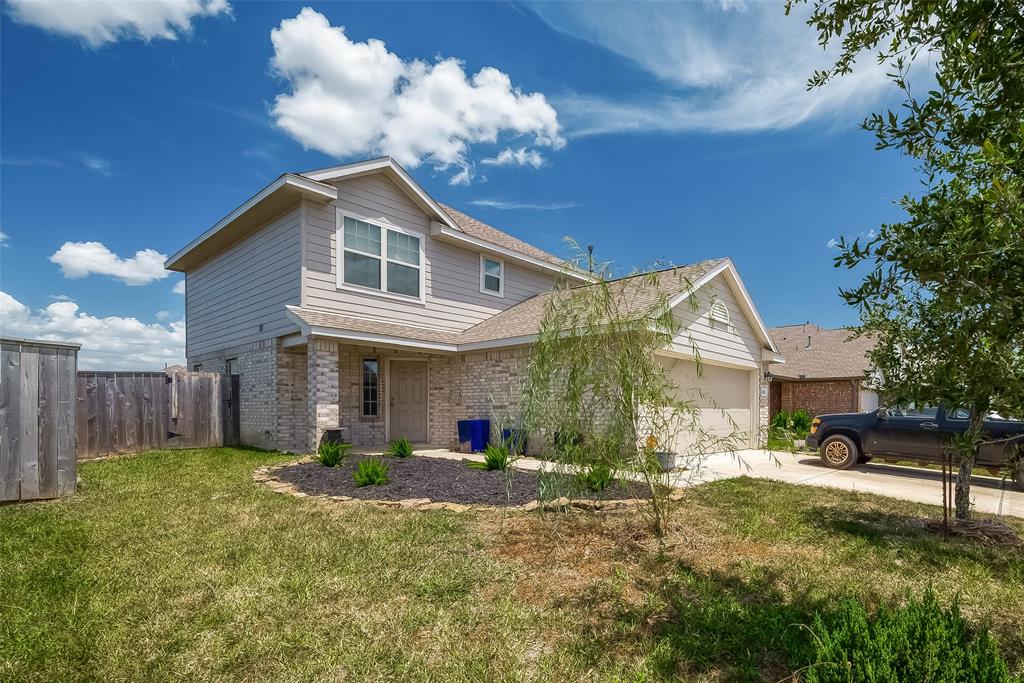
2 447 1022 681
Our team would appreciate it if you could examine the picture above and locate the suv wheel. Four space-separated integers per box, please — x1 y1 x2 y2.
820 435 859 469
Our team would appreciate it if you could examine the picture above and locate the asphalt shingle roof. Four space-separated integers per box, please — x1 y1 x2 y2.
439 204 566 267
288 258 727 348
769 323 874 380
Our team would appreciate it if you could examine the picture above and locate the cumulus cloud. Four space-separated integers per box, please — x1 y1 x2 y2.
531 2 917 136
173 279 186 294
270 8 563 184
481 147 546 169
50 241 170 285
469 199 579 211
0 230 8 247
0 291 184 369
5 0 231 47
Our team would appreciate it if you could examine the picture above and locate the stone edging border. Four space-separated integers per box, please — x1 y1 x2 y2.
252 459 650 513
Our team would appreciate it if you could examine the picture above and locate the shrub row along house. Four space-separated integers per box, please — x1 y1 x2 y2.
166 157 784 454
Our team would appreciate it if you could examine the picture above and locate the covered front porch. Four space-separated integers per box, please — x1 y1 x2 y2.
278 335 529 453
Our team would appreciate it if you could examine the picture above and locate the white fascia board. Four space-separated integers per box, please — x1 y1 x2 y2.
762 349 786 363
654 346 759 371
665 259 779 354
301 157 461 232
308 326 458 353
458 334 539 351
165 174 337 271
433 226 591 282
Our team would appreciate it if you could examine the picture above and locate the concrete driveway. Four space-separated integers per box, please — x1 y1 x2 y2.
678 449 1023 519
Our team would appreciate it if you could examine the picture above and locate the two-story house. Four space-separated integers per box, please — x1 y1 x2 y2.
165 157 783 454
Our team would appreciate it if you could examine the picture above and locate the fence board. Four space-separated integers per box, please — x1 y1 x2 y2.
37 347 58 499
18 347 40 500
1 342 22 501
56 349 76 496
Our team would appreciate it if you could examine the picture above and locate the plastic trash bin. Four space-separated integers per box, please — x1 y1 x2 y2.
501 427 528 455
457 419 490 453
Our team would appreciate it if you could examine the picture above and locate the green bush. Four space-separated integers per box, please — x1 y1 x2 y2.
315 440 351 467
804 589 1015 683
577 463 616 492
770 410 793 432
353 458 390 487
386 437 414 458
791 410 812 438
468 443 510 471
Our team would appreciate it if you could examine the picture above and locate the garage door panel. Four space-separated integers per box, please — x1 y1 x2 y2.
660 359 754 455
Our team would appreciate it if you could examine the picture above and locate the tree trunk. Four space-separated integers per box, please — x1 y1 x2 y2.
954 411 986 521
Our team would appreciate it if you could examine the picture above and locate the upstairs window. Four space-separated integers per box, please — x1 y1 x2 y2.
340 213 422 300
480 255 504 297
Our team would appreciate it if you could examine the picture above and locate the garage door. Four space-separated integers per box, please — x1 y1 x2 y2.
660 359 754 455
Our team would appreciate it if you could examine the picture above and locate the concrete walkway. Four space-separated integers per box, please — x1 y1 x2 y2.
356 447 1024 518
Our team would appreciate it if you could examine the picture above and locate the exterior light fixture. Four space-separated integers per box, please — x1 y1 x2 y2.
763 371 774 383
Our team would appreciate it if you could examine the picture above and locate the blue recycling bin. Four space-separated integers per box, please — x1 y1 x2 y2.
501 427 528 455
457 419 490 453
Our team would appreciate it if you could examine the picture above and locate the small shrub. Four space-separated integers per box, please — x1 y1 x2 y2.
316 440 350 467
804 589 1014 683
468 443 511 471
770 410 793 432
791 410 812 438
577 462 616 492
386 437 414 458
353 458 389 487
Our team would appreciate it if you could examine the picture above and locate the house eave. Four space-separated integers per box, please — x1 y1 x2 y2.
165 174 337 272
430 224 592 282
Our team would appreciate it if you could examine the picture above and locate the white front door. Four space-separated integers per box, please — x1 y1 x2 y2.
389 360 428 442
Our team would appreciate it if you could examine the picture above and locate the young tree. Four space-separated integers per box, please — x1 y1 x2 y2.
519 251 746 537
787 1 1024 517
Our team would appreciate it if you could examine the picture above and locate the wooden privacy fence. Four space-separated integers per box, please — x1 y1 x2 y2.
76 371 240 460
1 338 79 502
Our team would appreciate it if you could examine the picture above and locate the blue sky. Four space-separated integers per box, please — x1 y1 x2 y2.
0 1 917 368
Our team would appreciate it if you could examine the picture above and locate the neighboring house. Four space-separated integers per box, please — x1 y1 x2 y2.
768 323 878 419
165 157 783 454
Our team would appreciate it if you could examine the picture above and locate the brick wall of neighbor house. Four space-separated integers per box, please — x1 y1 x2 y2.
188 338 281 449
779 379 859 418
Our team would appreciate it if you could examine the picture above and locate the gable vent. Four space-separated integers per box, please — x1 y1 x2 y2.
709 299 731 326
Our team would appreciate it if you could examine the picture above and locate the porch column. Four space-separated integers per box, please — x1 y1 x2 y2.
307 336 339 451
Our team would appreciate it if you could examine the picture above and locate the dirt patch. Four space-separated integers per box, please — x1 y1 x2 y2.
273 455 649 507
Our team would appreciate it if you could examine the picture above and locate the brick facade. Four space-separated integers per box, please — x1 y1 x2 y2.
194 338 772 455
778 378 859 418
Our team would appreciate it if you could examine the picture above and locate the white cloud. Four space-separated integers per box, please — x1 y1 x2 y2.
173 279 186 294
6 0 231 47
270 8 564 184
469 199 579 211
80 154 113 176
50 241 170 286
531 2 915 136
156 310 177 321
826 238 840 249
481 147 546 169
50 294 74 301
0 291 184 370
0 230 8 247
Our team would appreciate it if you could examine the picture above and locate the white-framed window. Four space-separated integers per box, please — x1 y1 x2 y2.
362 358 379 417
480 254 504 297
337 210 424 302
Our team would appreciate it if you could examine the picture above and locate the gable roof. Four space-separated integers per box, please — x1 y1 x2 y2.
166 156 586 278
769 323 874 380
286 257 779 355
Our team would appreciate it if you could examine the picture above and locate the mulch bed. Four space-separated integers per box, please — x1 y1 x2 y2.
274 455 648 506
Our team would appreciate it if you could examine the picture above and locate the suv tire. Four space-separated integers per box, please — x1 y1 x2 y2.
820 434 859 469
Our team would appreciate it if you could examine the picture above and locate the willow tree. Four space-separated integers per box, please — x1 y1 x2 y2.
519 252 747 537
789 0 1024 518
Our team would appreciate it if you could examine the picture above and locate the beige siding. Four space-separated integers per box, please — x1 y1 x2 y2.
303 174 557 331
186 205 302 357
667 274 763 369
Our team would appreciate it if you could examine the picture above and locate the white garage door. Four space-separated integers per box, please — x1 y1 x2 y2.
660 359 754 455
